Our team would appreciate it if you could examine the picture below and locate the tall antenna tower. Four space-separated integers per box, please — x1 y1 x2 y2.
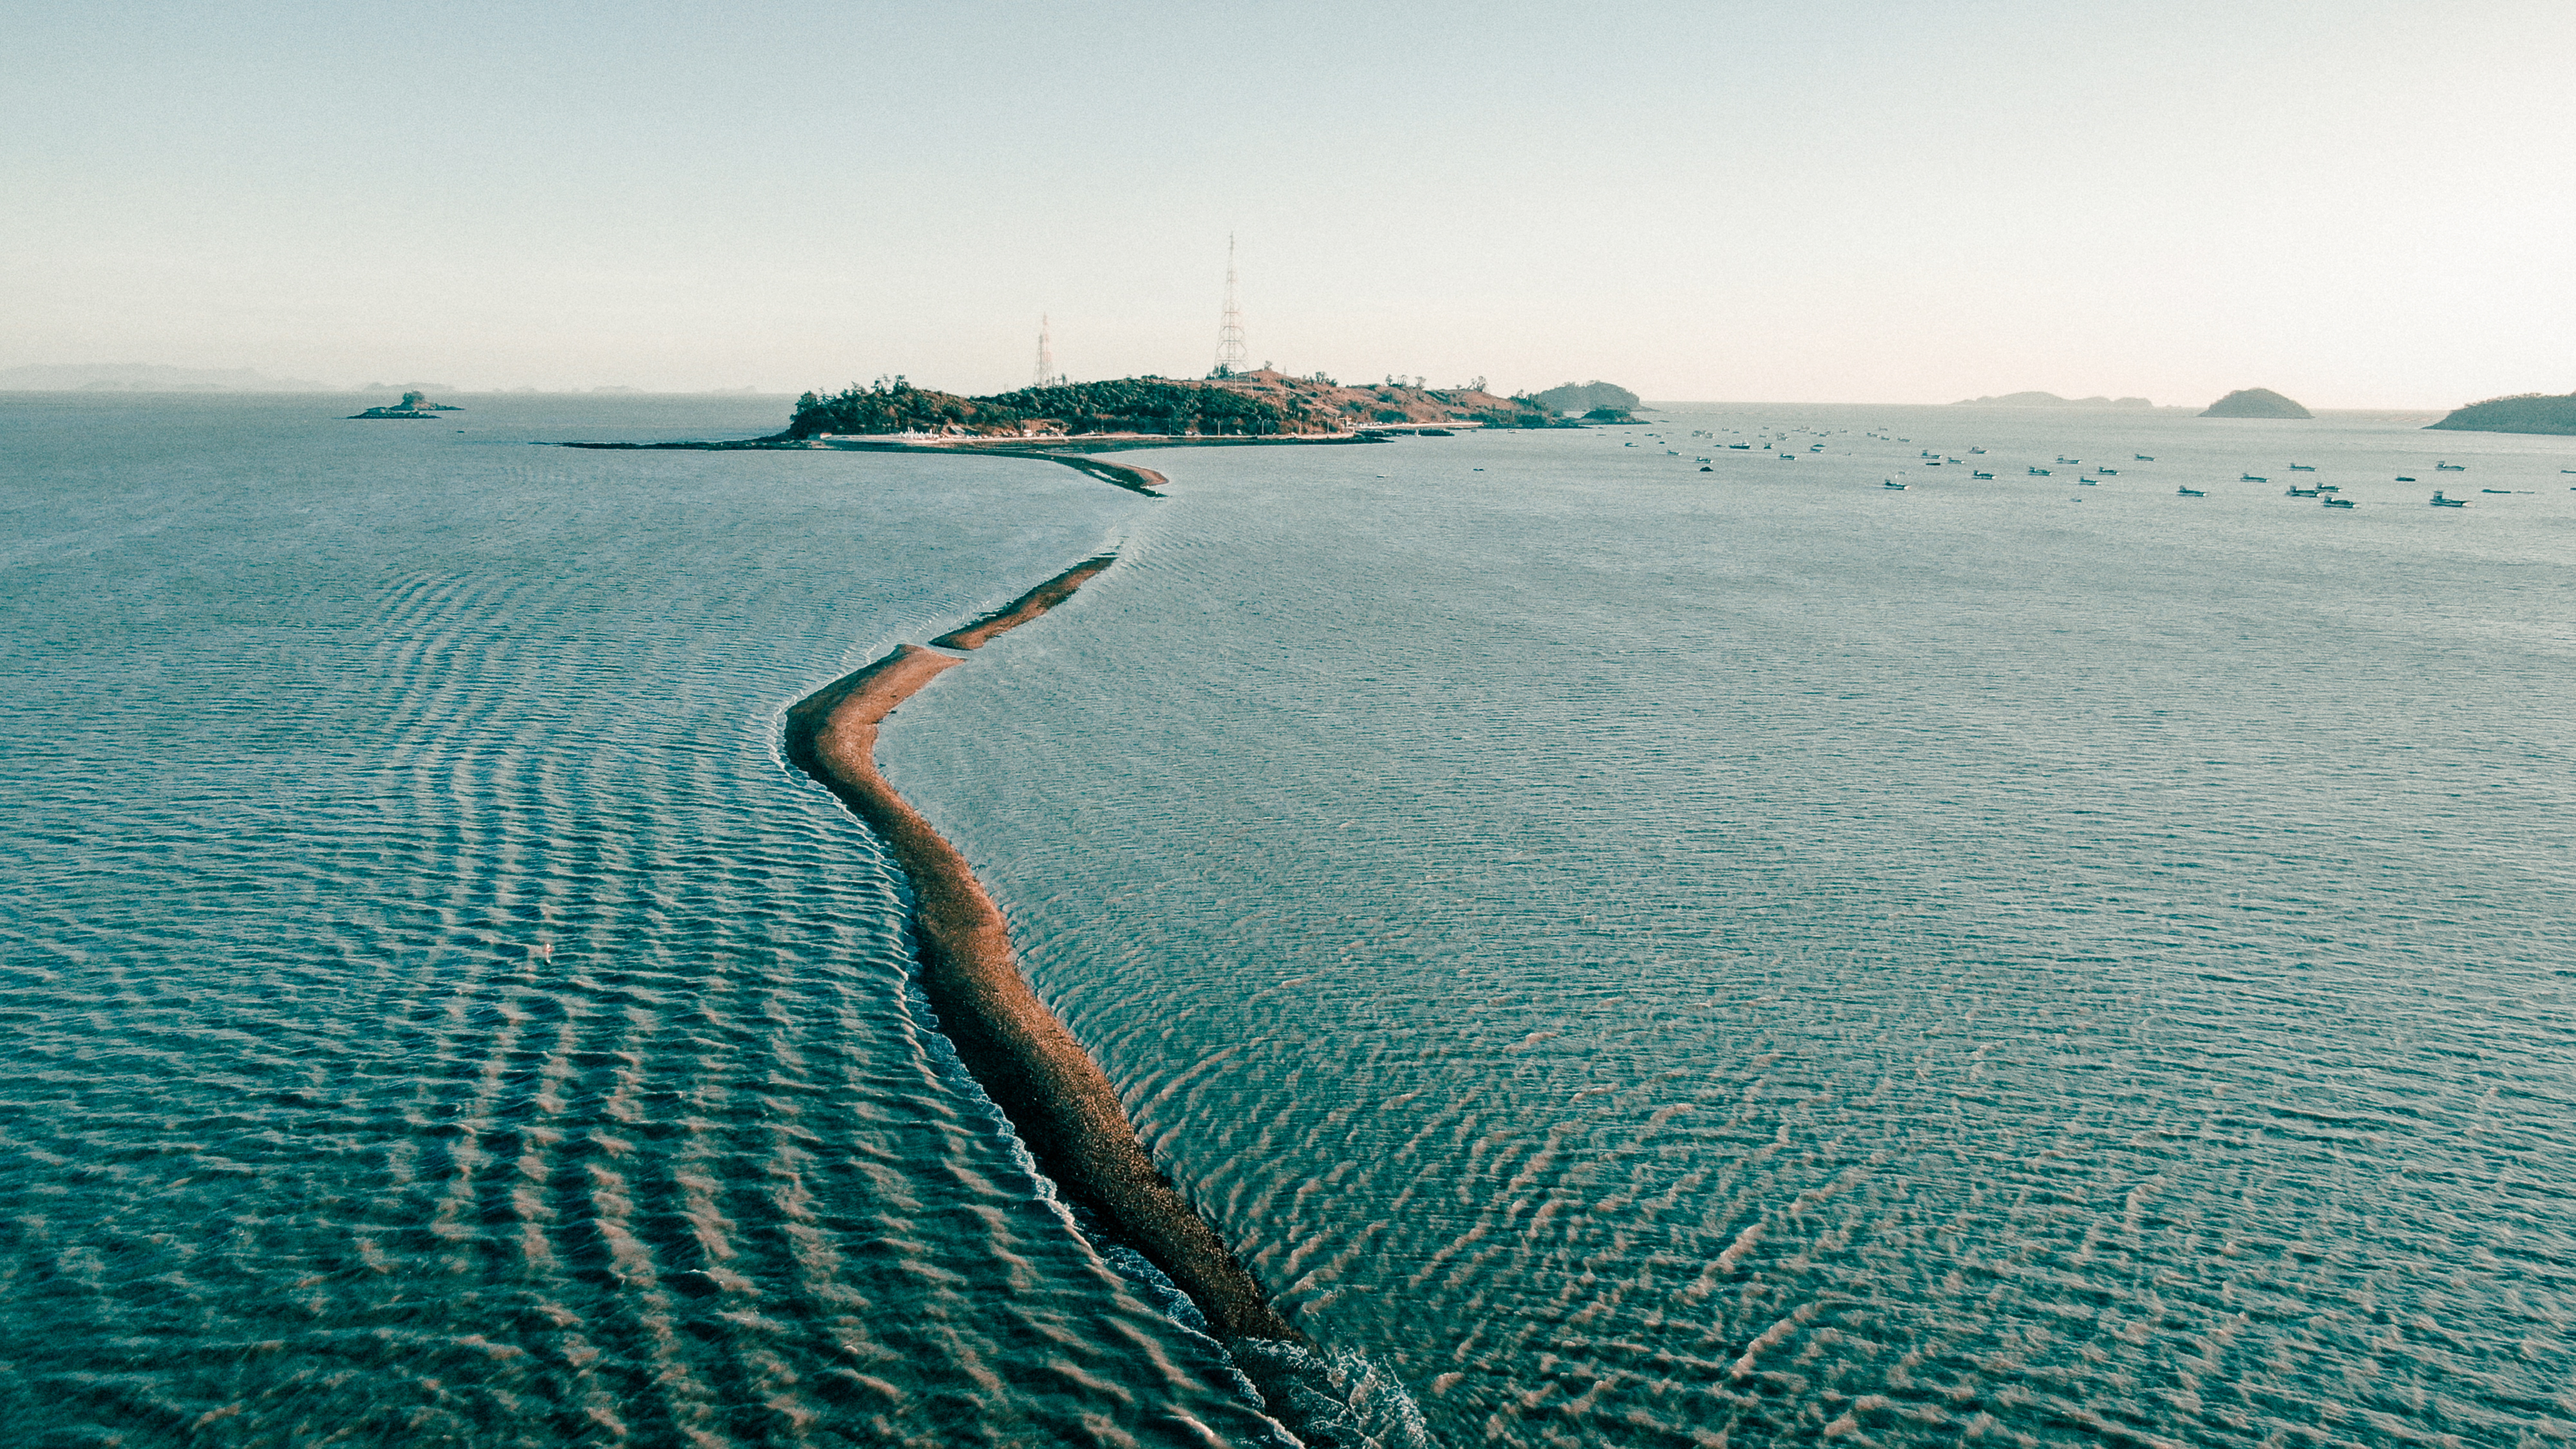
1211 235 1249 378
1032 314 1057 388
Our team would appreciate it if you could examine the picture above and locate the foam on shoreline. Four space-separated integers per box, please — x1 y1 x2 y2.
781 563 1297 1347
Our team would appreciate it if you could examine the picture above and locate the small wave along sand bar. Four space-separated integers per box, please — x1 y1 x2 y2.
782 558 1298 1350
932 553 1118 650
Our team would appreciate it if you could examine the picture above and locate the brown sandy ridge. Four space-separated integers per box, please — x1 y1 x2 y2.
930 553 1116 650
782 557 1298 1345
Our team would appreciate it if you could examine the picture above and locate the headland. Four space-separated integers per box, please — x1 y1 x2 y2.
2425 390 2576 435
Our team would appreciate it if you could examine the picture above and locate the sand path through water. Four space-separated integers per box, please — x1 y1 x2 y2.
782 557 1297 1345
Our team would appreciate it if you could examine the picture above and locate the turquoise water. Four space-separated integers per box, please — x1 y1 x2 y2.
5 394 2573 1446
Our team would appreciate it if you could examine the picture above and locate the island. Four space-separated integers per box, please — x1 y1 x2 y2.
562 369 1608 493
2199 388 2311 419
785 370 1557 438
1953 391 2154 408
2425 391 2576 435
348 390 462 419
1530 381 1642 416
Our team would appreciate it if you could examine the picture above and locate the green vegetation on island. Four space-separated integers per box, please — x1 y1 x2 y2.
2199 388 2312 419
2425 391 2576 435
1531 381 1641 415
784 370 1560 439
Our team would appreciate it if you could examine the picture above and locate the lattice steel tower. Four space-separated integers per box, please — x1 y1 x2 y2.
1033 314 1056 388
1211 236 1249 377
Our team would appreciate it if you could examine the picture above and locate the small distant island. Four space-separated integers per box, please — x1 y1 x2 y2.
1953 391 2153 408
1530 381 1642 417
2199 388 2311 419
348 390 462 420
784 371 1562 439
2425 390 2576 435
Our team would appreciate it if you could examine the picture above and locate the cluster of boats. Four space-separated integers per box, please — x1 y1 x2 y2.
1647 429 2571 509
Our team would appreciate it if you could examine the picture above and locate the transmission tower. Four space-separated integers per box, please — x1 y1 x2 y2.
1211 235 1249 378
1033 314 1058 388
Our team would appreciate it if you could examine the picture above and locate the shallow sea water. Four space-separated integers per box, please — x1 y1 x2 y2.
5 395 2573 1447
886 406 2576 1447
0 395 1294 1447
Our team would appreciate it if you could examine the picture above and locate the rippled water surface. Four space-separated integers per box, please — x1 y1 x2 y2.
0 395 1295 1447
6 395 2574 1447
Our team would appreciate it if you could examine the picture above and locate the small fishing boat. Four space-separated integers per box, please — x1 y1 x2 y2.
2429 492 2467 507
2395 475 2416 482
2289 464 2315 471
1884 480 1908 489
2286 485 2319 497
1700 466 1712 472
1970 447 1987 454
2177 487 2205 497
2078 478 2098 486
2436 462 2465 471
2057 456 2079 464
2097 467 2118 475
2322 497 2355 509
2242 474 2268 482
1972 471 1995 479
2135 453 2155 461
2480 488 2514 495
2029 467 2051 475
2316 483 2340 491
1729 443 1750 449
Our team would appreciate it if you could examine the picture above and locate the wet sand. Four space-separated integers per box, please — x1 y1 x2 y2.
782 573 1297 1345
931 554 1116 650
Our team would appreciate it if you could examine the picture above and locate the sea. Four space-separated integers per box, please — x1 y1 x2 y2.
3 392 2570 1448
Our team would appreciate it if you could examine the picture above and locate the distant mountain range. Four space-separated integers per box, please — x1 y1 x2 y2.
1953 391 2154 408
0 363 343 392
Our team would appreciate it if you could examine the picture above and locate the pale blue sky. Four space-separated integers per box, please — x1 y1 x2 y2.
6 0 2571 405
